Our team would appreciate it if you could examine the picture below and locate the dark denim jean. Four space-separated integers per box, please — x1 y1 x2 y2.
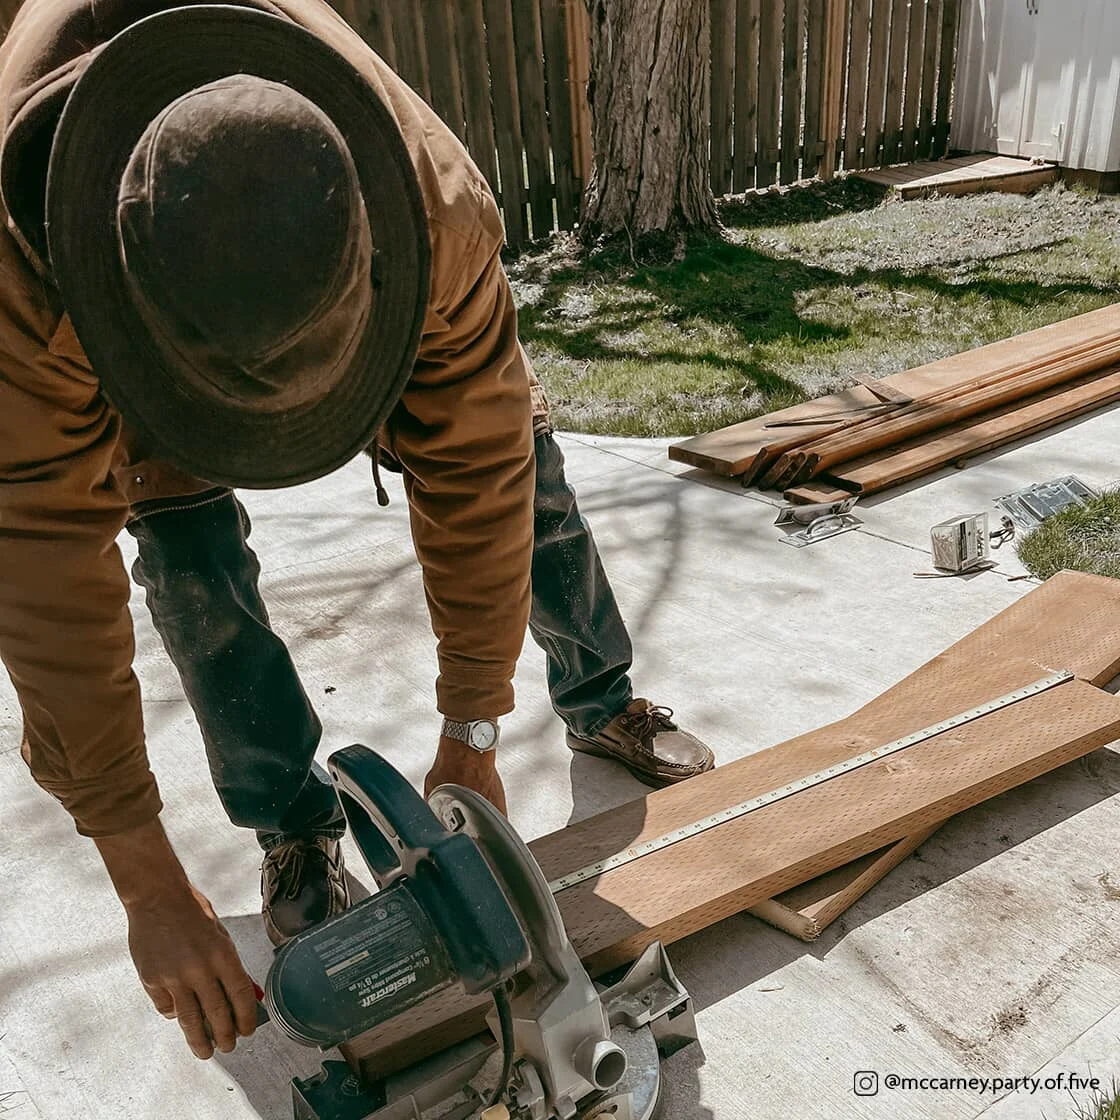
127 433 633 848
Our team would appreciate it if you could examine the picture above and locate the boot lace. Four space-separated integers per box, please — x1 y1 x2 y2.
267 840 325 901
618 704 678 748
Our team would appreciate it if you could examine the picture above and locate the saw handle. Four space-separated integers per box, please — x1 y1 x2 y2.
327 745 530 994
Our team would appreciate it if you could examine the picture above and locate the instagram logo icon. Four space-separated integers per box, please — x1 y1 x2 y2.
853 1071 880 1096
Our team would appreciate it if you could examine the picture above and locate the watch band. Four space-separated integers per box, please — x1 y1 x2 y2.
440 717 499 752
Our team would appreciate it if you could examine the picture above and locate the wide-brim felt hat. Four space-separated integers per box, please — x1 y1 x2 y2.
43 5 431 488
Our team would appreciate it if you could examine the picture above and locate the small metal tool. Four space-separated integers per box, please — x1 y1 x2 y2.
994 475 1099 532
776 496 862 547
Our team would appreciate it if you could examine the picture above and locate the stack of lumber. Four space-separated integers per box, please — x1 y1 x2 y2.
342 571 1120 1081
668 305 1120 503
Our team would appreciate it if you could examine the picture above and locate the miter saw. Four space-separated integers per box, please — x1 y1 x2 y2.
262 745 698 1120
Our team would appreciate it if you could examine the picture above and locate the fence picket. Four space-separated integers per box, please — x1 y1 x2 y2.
757 0 783 186
864 0 891 166
844 0 872 169
883 0 909 164
732 0 761 191
781 0 806 184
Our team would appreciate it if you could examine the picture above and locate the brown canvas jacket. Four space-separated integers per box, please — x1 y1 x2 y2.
0 0 546 837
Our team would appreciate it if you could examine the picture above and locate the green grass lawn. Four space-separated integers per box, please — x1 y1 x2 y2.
1077 1081 1120 1120
509 179 1120 437
1017 490 1120 580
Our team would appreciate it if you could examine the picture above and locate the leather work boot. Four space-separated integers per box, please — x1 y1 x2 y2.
261 836 350 947
566 699 715 787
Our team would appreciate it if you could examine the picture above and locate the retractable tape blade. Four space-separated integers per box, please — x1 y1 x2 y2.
548 670 1074 894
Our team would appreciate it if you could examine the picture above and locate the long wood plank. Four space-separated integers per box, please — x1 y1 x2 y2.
711 0 736 194
732 0 762 190
540 0 578 228
780 0 806 184
344 572 1120 1079
917 0 941 157
777 332 1120 484
901 0 926 160
933 0 960 156
818 0 847 180
756 0 783 186
423 0 466 140
749 825 940 940
483 0 528 247
510 0 554 240
668 303 1120 477
863 0 892 166
843 0 872 170
882 0 908 163
457 0 500 191
801 0 826 180
827 366 1120 494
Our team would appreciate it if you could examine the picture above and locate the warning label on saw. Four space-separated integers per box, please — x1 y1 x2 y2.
306 887 454 1027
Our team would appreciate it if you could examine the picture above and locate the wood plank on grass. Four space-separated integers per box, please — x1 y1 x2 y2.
802 0 827 179
780 0 806 184
882 0 908 163
711 0 736 195
864 0 892 166
844 0 872 169
511 0 554 240
342 571 1120 1079
732 0 761 190
756 0 783 187
483 0 528 247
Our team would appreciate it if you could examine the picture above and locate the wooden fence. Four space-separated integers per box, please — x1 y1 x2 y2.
0 0 962 247
343 0 961 247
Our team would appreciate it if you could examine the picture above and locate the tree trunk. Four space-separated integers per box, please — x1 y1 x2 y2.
582 0 719 241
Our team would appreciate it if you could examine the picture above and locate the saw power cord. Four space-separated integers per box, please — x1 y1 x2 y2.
485 982 516 1110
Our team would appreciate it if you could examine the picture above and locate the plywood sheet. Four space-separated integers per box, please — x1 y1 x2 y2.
344 572 1120 1080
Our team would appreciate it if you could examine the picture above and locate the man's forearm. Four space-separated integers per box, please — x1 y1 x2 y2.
94 818 194 910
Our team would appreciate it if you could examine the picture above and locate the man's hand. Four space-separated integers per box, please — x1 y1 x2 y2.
424 736 507 814
95 821 259 1059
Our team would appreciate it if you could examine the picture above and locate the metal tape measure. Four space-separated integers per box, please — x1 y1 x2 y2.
548 670 1074 894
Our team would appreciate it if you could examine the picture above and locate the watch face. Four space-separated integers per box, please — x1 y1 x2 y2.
469 721 498 750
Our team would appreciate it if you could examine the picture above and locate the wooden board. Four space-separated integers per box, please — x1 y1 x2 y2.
843 0 872 170
667 302 1120 478
784 479 857 503
565 0 592 193
457 0 500 192
483 0 528 247
343 572 1120 1080
801 0 826 180
827 365 1120 495
863 0 892 167
882 0 908 164
423 0 466 140
510 0 554 240
933 0 960 156
775 333 1120 484
541 0 579 228
756 0 783 187
818 0 847 180
901 0 926 160
711 0 737 195
917 0 941 158
749 825 940 940
387 0 431 102
780 0 806 184
732 0 762 190
860 154 1057 198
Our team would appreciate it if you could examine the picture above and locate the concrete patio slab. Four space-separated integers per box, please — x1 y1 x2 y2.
3 404 1119 1120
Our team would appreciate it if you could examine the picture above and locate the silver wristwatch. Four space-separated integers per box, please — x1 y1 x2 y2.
440 717 500 752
